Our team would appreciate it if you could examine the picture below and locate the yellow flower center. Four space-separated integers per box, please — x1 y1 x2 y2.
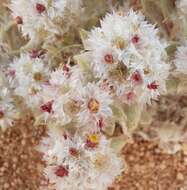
88 134 100 144
86 134 100 149
87 98 100 113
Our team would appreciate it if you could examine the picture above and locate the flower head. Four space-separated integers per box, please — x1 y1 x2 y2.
37 127 124 190
84 10 170 104
9 53 50 108
77 83 113 125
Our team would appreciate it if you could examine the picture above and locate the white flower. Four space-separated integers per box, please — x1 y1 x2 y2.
77 83 113 126
174 41 187 74
49 65 85 89
49 67 70 87
9 0 82 39
37 127 124 190
84 10 170 104
10 53 50 108
51 93 72 125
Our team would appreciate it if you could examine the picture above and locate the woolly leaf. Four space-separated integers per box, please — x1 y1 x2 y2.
178 78 187 94
34 114 46 126
140 110 153 126
103 118 116 136
74 53 91 72
79 29 89 49
160 0 175 19
166 76 180 93
123 103 142 132
110 135 128 153
165 43 178 56
111 103 127 134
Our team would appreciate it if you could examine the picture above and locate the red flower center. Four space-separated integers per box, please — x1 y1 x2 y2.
15 16 23 24
104 54 114 64
30 49 46 59
69 148 79 157
126 91 135 101
131 34 140 44
147 81 159 90
55 166 68 178
40 101 53 113
131 71 143 85
36 3 46 14
97 117 104 129
63 65 70 73
63 133 68 140
7 69 16 77
86 139 97 149
30 50 40 59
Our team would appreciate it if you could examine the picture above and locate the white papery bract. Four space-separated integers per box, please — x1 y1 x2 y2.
84 10 170 104
37 127 124 190
10 0 82 40
9 53 50 108
174 41 187 74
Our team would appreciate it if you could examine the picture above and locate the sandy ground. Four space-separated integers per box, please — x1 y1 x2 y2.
0 95 187 190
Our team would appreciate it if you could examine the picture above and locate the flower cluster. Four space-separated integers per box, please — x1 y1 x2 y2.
81 11 170 105
14 61 113 132
0 9 173 189
10 0 82 40
6 48 124 189
3 0 187 188
38 128 124 190
9 51 50 108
